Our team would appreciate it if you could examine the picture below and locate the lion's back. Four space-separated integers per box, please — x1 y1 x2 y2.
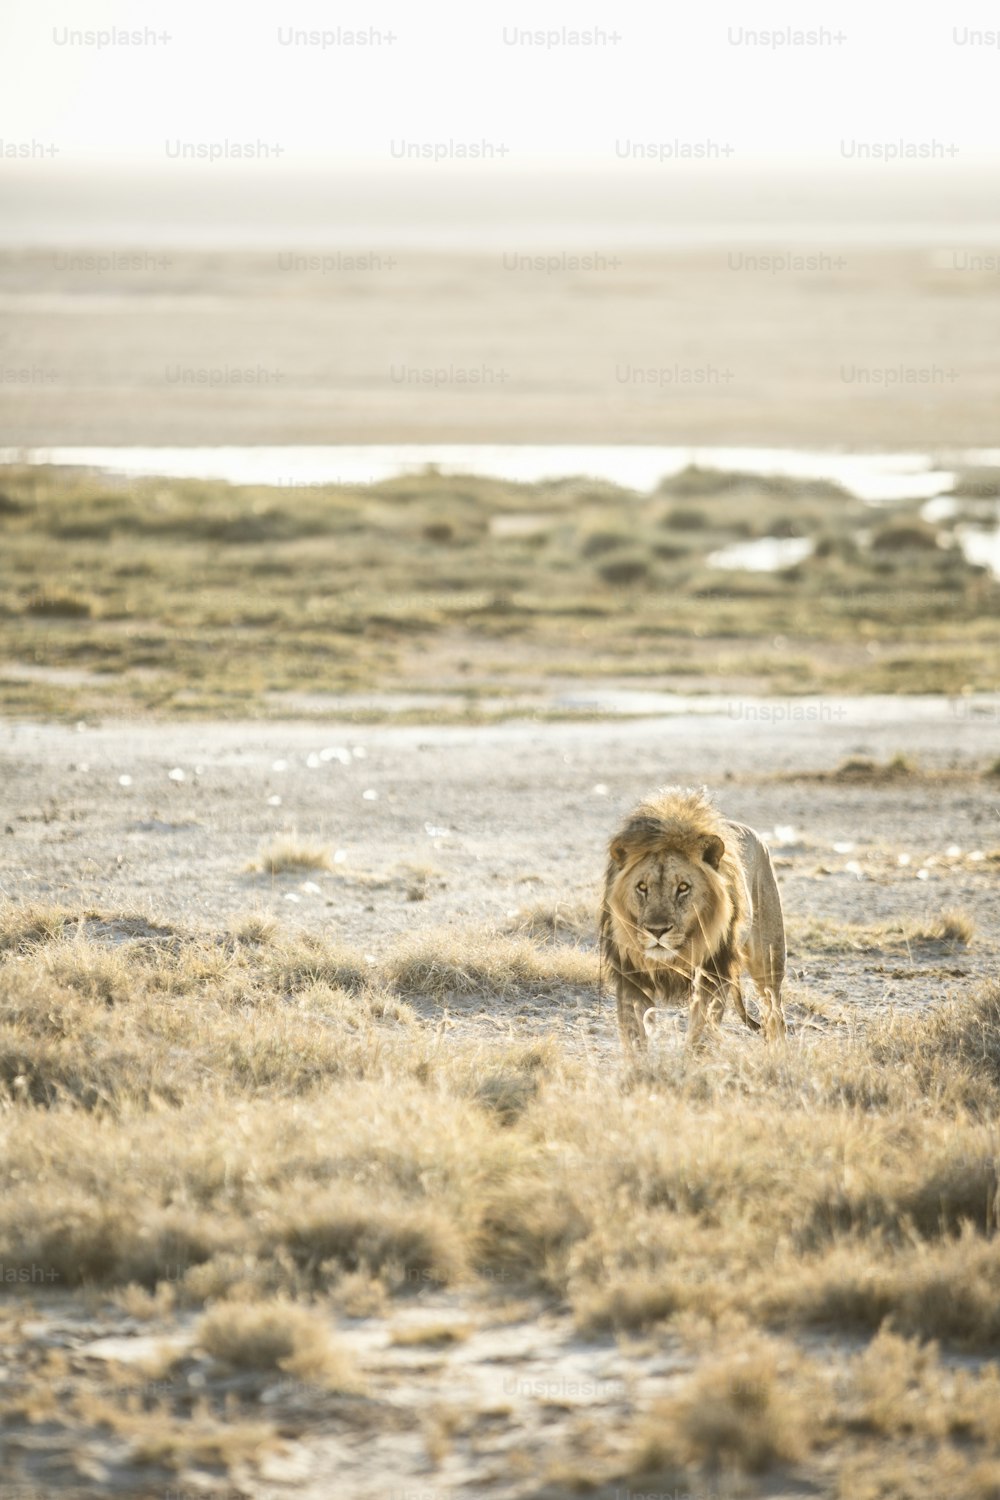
726 820 786 992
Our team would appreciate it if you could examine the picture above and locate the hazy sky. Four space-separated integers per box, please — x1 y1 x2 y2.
3 0 1000 169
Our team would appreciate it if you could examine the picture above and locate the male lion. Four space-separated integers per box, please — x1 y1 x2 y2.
600 786 786 1052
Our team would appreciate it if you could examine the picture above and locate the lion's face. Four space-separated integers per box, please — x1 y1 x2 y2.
606 827 732 974
611 850 716 965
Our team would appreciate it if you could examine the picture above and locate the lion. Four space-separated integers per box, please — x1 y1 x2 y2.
600 786 786 1052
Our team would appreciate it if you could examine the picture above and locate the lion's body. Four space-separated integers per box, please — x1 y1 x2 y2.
600 786 786 1051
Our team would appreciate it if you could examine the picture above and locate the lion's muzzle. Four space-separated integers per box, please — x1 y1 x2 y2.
642 924 680 957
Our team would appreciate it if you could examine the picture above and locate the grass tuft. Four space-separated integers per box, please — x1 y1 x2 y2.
384 930 596 999
23 589 94 618
911 908 976 946
198 1297 363 1388
504 899 594 943
248 837 334 875
649 1338 809 1474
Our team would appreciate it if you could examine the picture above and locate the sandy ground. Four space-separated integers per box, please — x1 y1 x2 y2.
3 246 1000 447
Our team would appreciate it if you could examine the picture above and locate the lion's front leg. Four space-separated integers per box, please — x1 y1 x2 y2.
616 975 652 1056
732 985 762 1034
686 970 729 1050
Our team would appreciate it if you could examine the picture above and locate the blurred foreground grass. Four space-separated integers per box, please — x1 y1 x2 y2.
0 462 998 719
4 902 1000 1494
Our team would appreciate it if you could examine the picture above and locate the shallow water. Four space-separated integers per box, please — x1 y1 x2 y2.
707 535 815 572
1 441 983 502
956 524 1000 577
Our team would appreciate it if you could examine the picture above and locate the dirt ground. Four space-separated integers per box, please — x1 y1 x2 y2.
3 246 1000 447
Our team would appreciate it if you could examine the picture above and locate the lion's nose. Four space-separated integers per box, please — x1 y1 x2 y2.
646 924 674 938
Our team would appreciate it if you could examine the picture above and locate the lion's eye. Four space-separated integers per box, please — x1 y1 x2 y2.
676 882 690 895
636 881 648 895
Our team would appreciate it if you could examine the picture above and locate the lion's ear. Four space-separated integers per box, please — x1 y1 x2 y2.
702 834 725 869
609 839 629 868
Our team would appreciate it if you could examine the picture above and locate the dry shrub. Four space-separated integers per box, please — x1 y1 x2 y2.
596 554 652 586
443 1039 555 1127
802 1148 1000 1247
8 1191 231 1289
0 902 78 954
0 936 384 1111
661 505 709 530
197 1297 362 1388
232 914 277 945
831 752 916 781
911 908 976 946
469 1066 542 1125
868 983 1000 1098
275 1191 466 1289
852 1328 951 1438
778 1229 1000 1348
622 1330 1000 1497
871 519 941 551
575 1277 679 1334
835 1450 1000 1500
40 941 132 1006
634 1337 811 1476
579 526 632 558
23 590 94 618
475 1177 589 1290
504 899 594 943
267 932 372 994
111 1405 277 1473
248 837 334 874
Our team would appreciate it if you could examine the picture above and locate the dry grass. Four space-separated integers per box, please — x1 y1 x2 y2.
389 1320 472 1347
2 900 1000 1343
0 903 79 954
198 1297 363 1388
383 929 597 999
633 1335 810 1475
790 909 978 957
4 896 1000 1492
914 908 977 946
504 898 595 943
247 836 334 874
619 1325 1000 1493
